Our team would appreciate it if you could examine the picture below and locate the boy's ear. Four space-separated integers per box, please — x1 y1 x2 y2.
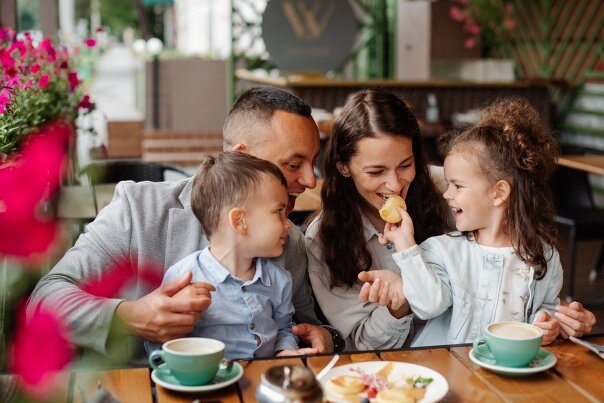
228 208 247 234
232 143 248 153
493 179 511 207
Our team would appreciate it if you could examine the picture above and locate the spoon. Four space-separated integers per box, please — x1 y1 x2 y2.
316 354 340 380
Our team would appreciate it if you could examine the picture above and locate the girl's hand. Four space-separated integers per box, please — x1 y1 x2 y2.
533 311 560 345
358 270 408 318
276 347 319 357
378 207 416 252
555 301 596 338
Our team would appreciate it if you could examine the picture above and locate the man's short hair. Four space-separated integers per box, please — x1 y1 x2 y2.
223 86 312 150
191 151 287 239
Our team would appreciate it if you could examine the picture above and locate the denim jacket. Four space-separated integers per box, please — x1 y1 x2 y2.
392 233 562 347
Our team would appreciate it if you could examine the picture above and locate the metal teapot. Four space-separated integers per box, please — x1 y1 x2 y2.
256 365 323 403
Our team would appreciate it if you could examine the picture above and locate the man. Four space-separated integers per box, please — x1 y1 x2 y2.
27 87 342 363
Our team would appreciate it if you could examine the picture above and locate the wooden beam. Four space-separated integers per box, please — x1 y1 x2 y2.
40 0 59 39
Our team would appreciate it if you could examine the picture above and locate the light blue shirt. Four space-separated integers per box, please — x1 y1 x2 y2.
146 247 298 359
391 233 562 347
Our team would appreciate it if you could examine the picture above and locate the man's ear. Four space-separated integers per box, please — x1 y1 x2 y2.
493 179 511 207
232 143 248 153
336 161 350 177
228 208 247 234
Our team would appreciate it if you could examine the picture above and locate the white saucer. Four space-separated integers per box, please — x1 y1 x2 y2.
151 362 243 393
469 346 557 376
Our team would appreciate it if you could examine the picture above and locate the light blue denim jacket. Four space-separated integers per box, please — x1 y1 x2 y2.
392 233 562 347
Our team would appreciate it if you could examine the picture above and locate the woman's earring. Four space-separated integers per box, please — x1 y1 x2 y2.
341 172 350 177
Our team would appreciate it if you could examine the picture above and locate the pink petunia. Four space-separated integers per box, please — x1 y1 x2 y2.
0 120 72 259
81 257 163 298
0 93 9 114
38 74 49 88
77 94 95 111
85 38 97 48
67 71 79 91
465 37 476 49
449 6 464 22
10 304 72 398
30 63 40 74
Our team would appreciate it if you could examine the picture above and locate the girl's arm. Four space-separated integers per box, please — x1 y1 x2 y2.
529 248 563 344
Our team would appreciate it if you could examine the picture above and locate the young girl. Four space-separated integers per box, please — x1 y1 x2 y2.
361 97 562 346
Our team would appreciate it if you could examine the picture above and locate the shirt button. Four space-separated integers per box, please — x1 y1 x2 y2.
386 243 393 250
241 286 247 292
250 323 255 330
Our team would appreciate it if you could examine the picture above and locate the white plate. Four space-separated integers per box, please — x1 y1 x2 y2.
151 362 244 393
468 347 557 376
320 361 448 403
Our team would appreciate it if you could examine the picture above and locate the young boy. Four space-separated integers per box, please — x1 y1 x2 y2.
146 152 318 358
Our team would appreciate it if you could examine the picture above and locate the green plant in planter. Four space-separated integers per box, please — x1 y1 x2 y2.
0 27 95 159
449 0 516 58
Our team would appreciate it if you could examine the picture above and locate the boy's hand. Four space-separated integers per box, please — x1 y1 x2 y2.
173 280 215 311
276 347 319 357
358 270 408 318
533 311 560 345
378 207 416 252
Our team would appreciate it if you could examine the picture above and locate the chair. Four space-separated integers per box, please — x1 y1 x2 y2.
81 159 190 184
551 165 604 302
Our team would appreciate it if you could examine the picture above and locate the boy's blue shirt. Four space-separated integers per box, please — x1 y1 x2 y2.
146 247 298 358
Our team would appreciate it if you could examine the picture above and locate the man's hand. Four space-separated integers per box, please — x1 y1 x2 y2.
555 301 596 338
533 311 560 345
115 272 215 343
358 270 408 318
292 324 333 353
276 347 320 357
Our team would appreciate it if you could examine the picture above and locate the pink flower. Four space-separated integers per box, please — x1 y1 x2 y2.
30 63 40 74
505 19 517 30
38 74 49 88
85 38 97 48
67 71 79 91
0 120 71 259
77 94 95 111
465 37 476 49
0 93 9 114
81 256 163 298
449 6 464 22
10 304 72 398
468 23 480 35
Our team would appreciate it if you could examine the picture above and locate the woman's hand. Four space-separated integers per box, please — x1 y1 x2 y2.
276 347 319 357
533 311 560 345
358 270 408 318
378 207 416 252
555 301 596 338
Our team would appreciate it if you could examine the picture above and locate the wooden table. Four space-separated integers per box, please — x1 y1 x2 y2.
557 155 604 176
46 336 604 402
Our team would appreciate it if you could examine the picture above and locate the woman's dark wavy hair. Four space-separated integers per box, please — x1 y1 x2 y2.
438 97 559 279
319 89 449 288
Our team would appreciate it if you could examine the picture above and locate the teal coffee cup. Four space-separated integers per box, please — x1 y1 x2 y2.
473 322 543 367
149 338 225 385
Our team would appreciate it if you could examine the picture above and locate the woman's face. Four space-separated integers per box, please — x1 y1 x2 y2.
340 133 416 216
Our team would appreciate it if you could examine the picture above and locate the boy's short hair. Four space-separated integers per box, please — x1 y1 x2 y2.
191 151 287 239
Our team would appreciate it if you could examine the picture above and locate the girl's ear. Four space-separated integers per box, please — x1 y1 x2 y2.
336 161 350 177
228 208 247 234
493 180 511 207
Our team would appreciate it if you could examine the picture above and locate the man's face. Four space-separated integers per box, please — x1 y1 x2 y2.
251 110 320 214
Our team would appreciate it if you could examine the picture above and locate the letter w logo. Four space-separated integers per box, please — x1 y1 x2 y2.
282 0 337 41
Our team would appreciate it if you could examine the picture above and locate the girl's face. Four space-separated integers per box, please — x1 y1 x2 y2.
340 134 415 219
443 149 500 235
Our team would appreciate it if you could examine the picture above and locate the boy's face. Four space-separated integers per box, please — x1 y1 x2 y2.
243 174 292 257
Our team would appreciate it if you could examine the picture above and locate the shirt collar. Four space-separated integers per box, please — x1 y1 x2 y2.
360 213 381 242
200 247 271 286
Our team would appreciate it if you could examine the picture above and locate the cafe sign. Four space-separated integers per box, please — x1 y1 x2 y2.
262 0 357 73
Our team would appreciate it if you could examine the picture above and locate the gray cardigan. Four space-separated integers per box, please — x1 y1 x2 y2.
27 179 319 363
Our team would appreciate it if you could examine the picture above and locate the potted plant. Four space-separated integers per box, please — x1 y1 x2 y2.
448 0 517 82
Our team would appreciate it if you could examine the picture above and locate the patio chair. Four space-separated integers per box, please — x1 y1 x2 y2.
81 159 190 184
551 166 604 302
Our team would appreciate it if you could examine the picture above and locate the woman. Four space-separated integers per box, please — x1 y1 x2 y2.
305 89 450 350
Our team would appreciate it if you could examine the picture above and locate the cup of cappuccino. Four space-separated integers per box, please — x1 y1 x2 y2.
149 338 225 385
473 322 542 367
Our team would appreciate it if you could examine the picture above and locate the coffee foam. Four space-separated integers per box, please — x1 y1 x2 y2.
489 323 541 339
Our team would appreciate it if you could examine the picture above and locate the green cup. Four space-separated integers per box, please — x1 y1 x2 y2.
149 338 225 386
473 322 543 367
